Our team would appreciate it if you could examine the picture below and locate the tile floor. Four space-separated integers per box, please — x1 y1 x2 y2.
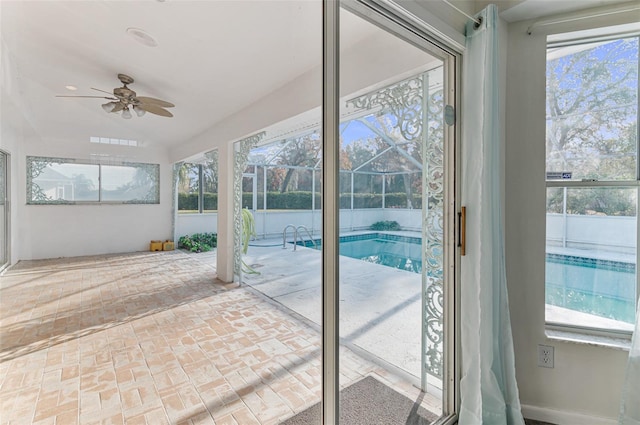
0 251 441 424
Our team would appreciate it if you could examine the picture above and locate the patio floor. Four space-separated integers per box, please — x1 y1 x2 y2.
241 234 429 384
0 250 441 424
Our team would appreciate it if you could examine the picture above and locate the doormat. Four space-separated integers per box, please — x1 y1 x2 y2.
280 376 440 425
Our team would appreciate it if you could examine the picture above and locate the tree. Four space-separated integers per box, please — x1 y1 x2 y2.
72 173 96 200
177 163 198 193
546 38 638 180
276 134 321 193
546 38 638 216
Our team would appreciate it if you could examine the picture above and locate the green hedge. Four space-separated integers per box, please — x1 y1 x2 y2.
178 191 422 210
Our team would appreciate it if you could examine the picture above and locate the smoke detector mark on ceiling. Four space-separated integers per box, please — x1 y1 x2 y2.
126 28 158 47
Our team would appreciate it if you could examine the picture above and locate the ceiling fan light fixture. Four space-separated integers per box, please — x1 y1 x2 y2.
102 102 117 113
122 107 132 119
133 105 146 117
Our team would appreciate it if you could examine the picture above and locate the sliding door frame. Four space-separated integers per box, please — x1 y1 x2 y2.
323 1 462 423
0 149 10 273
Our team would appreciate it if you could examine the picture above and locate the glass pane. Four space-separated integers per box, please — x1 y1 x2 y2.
30 161 99 202
177 163 200 213
223 3 323 423
241 176 254 209
545 186 637 331
339 7 444 422
546 38 639 181
202 153 218 212
101 164 159 203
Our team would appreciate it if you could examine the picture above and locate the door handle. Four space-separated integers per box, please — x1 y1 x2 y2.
458 206 466 256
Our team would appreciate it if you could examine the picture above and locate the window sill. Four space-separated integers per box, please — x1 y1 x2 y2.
546 328 631 351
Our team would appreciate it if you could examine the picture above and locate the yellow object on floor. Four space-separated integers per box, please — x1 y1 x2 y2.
163 240 175 251
150 240 163 251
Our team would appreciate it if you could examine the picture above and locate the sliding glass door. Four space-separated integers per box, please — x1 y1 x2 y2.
328 2 458 424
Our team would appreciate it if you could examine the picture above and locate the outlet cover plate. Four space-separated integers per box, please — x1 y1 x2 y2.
538 344 554 368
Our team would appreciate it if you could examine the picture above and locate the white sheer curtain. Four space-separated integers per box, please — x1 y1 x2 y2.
620 300 640 424
459 5 524 425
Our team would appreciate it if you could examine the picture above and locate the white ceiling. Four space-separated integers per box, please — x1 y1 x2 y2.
1 0 636 157
1 1 378 152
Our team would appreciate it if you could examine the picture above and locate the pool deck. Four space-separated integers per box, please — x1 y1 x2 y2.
241 231 433 388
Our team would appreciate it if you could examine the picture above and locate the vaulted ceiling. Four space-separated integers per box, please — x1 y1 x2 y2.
1 0 635 161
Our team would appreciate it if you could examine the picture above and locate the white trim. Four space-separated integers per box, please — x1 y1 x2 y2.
527 2 640 35
347 0 465 54
522 404 618 425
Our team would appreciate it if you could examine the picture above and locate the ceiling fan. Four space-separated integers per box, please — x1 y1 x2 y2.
57 73 174 118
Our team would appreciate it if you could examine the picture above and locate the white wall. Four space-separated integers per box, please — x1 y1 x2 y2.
17 139 173 260
547 214 636 254
505 16 636 422
175 213 218 240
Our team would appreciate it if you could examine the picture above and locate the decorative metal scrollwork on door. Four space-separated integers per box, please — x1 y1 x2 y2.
349 70 446 380
233 132 265 277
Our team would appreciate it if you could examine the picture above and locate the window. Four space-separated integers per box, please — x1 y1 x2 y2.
177 152 218 213
545 32 639 335
27 156 159 204
89 136 138 147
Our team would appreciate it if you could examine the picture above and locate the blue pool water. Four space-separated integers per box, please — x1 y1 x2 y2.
545 254 636 324
296 233 424 274
298 234 636 323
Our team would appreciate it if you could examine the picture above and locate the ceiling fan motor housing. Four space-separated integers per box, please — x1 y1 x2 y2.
114 87 137 102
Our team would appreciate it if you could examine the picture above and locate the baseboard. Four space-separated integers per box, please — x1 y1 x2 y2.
522 404 617 425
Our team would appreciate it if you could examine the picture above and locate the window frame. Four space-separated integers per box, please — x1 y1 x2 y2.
544 31 640 338
27 156 160 205
177 162 219 214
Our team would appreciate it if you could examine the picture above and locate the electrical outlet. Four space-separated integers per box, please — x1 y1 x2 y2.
538 344 554 368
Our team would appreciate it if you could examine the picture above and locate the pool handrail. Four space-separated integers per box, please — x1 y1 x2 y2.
296 225 318 250
282 224 297 249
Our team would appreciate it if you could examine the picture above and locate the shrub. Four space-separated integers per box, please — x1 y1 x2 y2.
178 193 218 211
178 232 218 253
179 191 423 211
370 220 401 231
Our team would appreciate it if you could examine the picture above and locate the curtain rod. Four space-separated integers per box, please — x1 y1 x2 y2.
527 2 640 35
441 0 481 25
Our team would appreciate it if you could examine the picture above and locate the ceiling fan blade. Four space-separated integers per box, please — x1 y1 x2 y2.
136 96 175 108
91 87 116 96
56 95 118 100
138 103 173 117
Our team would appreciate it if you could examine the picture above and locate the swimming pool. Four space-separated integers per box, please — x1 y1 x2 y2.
296 233 424 274
545 253 636 324
297 234 636 323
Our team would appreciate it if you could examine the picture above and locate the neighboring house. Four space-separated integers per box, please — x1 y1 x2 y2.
33 167 75 201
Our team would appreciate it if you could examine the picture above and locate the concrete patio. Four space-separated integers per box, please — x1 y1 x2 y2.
241 234 430 385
